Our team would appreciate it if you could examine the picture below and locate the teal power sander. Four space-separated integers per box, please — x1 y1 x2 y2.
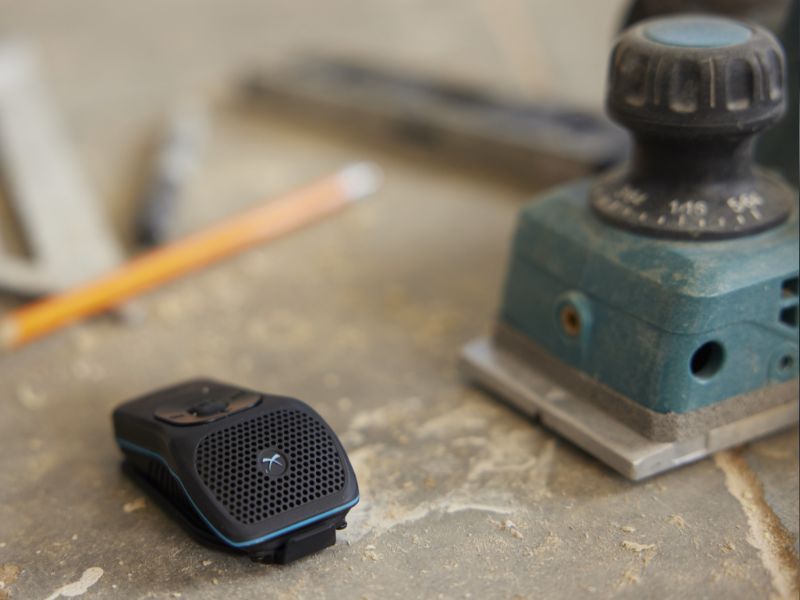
462 15 799 480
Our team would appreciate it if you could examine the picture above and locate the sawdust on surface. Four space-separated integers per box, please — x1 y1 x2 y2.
668 514 688 530
491 518 524 539
122 497 147 513
615 531 659 590
714 449 800 600
0 565 20 586
362 544 382 562
618 566 641 587
621 541 656 553
530 531 562 556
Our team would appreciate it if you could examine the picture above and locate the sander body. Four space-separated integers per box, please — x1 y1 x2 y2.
462 15 799 479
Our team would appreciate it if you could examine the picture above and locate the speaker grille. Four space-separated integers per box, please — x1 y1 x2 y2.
195 409 346 524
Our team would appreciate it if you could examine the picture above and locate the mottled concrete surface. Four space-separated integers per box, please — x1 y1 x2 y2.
0 2 798 599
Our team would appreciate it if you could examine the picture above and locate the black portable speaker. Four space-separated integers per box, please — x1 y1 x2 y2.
112 379 359 564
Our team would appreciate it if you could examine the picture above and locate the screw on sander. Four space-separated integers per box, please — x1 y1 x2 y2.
461 15 799 480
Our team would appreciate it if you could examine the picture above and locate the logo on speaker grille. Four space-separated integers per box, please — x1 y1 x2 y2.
258 448 287 477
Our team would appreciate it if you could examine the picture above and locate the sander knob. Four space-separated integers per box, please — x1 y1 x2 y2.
591 15 794 239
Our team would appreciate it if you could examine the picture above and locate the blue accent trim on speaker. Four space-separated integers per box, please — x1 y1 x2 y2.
116 437 359 548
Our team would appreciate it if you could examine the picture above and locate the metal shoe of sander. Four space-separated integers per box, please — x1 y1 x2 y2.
461 15 799 480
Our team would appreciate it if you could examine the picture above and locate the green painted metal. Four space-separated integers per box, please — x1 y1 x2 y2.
499 179 799 414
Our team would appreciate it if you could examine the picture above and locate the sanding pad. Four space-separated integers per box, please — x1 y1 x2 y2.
461 335 799 480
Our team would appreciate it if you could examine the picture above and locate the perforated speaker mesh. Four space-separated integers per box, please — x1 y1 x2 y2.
195 409 346 524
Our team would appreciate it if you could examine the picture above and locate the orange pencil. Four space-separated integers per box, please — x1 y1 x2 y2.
0 162 381 350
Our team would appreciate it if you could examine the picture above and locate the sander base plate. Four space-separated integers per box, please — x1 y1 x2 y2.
460 336 799 480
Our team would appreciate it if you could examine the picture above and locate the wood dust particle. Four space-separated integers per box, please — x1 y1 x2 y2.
622 541 656 553
123 498 147 513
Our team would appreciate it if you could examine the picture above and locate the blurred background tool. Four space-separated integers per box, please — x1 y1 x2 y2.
0 39 122 297
134 100 209 247
243 58 628 187
0 162 381 350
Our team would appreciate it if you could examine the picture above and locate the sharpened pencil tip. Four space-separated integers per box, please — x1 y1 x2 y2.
338 161 383 201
